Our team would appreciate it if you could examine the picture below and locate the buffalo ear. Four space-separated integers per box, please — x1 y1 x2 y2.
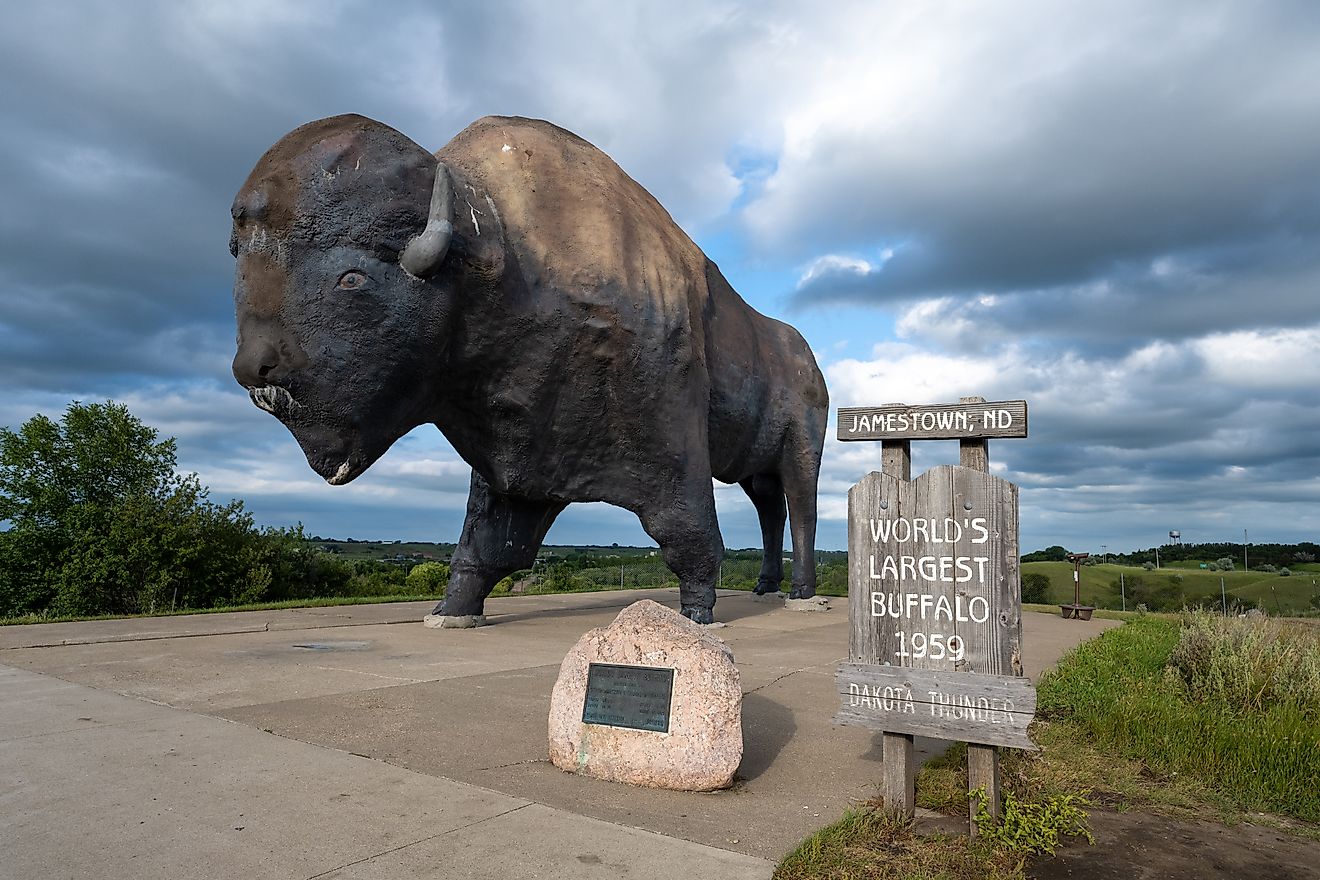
399 161 454 278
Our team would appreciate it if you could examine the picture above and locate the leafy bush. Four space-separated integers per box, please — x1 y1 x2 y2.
1109 574 1187 612
406 561 449 595
1020 572 1051 604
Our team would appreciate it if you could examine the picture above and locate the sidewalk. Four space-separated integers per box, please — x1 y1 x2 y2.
0 589 1119 878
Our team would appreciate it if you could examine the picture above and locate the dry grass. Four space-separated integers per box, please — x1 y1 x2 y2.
774 802 1027 880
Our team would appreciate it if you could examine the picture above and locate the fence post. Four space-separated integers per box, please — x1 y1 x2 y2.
959 397 1000 832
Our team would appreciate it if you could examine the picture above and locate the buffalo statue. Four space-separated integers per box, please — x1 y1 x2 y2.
230 114 828 625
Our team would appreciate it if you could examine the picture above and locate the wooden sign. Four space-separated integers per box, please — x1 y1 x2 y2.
838 400 1028 442
582 663 675 733
835 395 1033 829
847 465 1023 677
834 664 1037 750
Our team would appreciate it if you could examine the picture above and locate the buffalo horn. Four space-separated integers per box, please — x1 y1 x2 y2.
400 161 454 278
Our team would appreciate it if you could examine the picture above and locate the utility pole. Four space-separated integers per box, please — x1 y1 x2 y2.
1243 529 1249 573
1155 546 1160 570
1101 544 1107 564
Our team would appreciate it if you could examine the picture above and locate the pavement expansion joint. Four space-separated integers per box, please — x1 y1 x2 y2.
301 800 535 879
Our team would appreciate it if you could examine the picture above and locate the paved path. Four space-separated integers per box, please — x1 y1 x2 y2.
0 590 1119 878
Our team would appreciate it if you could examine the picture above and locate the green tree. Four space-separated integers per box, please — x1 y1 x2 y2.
1022 545 1070 562
0 401 259 617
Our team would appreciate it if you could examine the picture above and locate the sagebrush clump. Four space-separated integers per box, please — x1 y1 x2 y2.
1166 611 1320 720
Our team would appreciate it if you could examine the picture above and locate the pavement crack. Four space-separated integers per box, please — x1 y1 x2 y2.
476 757 550 772
743 665 821 695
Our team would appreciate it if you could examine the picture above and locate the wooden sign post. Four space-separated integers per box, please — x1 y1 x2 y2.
835 397 1032 833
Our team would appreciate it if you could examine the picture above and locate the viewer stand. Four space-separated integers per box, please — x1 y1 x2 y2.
1060 552 1094 620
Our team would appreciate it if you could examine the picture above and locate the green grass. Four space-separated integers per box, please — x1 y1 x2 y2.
1037 614 1320 821
777 611 1320 879
0 593 445 626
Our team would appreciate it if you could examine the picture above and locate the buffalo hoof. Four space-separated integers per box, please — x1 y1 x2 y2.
788 586 816 600
752 580 782 595
423 614 487 629
681 605 715 625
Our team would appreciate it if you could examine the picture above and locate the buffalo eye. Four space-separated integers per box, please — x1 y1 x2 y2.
337 270 369 290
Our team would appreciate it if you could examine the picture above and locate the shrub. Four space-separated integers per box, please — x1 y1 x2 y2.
1020 572 1051 604
1166 612 1320 719
406 561 450 595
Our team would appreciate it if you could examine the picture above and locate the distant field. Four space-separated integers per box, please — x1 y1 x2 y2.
313 541 1318 614
1024 561 1320 614
314 540 670 562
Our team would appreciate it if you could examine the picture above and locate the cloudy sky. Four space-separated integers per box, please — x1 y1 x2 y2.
2 1 1317 553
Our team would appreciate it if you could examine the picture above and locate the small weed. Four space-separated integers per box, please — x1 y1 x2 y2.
970 787 1094 856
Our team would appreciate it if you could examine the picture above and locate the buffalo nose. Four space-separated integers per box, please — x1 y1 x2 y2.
233 337 281 388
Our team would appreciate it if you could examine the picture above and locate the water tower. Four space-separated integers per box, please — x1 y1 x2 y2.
1169 530 1181 545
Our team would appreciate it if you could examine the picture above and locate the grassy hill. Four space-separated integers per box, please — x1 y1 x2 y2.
1024 561 1320 615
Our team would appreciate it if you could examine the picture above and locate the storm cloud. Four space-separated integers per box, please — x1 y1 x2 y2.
1 1 1315 552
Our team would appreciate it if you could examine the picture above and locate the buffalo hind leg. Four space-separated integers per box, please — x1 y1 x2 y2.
636 474 724 624
437 470 565 619
782 441 823 600
740 474 786 595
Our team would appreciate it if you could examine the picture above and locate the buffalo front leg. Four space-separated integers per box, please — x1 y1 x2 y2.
434 471 565 622
740 474 786 595
636 471 724 624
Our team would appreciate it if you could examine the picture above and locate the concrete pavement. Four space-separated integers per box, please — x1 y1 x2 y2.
0 589 1119 878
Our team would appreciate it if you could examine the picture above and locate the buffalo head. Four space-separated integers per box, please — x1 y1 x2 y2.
230 115 471 484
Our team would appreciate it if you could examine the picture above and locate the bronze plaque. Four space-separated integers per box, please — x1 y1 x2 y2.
582 663 675 733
